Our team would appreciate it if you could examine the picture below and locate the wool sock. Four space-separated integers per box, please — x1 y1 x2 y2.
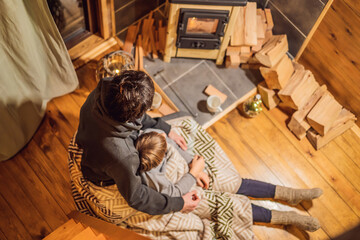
274 186 323 205
271 210 321 232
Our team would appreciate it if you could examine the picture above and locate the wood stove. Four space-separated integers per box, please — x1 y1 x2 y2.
164 0 247 65
176 9 229 49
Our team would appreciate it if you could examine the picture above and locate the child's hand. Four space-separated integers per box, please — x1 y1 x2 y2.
189 155 205 178
197 172 210 190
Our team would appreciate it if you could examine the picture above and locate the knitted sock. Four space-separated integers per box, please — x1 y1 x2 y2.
274 186 323 205
271 210 321 232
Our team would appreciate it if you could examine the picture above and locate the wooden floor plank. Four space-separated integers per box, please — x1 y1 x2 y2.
0 162 52 238
45 102 77 148
321 141 360 192
52 94 82 131
32 114 71 182
334 131 360 168
70 88 91 109
0 194 32 240
0 229 7 240
5 154 68 230
21 141 76 214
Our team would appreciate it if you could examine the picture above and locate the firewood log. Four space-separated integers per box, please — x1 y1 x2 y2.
278 69 319 110
307 92 343 136
255 35 288 67
231 3 257 46
257 81 280 110
307 109 356 150
259 53 294 89
287 85 327 139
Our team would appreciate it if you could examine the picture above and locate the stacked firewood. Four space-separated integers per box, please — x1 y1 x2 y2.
225 2 275 68
123 11 167 70
226 3 357 150
258 58 356 150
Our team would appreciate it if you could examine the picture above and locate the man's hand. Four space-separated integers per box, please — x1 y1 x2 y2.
181 190 200 213
196 171 210 190
168 130 187 150
189 155 205 178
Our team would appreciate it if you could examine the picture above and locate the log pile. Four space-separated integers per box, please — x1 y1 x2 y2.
226 3 277 69
257 60 356 150
226 3 357 150
123 11 167 70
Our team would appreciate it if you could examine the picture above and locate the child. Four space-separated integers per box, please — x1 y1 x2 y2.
135 130 209 197
136 130 322 232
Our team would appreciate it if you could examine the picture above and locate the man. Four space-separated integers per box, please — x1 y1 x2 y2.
76 70 201 215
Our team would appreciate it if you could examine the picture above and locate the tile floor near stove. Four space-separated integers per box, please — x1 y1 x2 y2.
144 57 259 127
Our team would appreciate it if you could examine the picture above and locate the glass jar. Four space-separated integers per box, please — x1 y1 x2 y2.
242 94 263 118
96 50 135 82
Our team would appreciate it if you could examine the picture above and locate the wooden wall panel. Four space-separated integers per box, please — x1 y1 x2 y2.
299 0 360 127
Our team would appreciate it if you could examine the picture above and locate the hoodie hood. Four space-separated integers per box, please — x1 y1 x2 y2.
91 77 142 139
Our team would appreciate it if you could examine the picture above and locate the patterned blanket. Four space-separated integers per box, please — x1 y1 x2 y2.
68 116 253 239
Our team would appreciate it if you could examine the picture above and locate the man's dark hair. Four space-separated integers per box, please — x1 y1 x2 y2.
103 70 154 123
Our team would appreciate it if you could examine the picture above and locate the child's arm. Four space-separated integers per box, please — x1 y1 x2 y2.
167 138 193 164
143 168 196 197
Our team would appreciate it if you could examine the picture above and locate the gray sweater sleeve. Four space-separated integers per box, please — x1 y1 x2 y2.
105 152 184 215
143 166 196 197
167 138 193 164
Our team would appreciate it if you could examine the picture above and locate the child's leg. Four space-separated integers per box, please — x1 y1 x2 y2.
237 179 323 205
251 204 321 232
237 179 276 198
252 204 272 223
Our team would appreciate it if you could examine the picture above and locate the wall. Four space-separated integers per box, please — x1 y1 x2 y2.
251 0 327 57
298 0 360 126
114 0 165 40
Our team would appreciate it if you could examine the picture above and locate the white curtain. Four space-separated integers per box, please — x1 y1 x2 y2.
0 0 79 161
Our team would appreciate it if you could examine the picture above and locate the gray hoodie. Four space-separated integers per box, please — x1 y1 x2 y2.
75 78 184 215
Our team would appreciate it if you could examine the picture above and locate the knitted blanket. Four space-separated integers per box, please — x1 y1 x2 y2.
68 116 253 239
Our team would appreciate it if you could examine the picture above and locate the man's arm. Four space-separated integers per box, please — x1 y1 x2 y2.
104 152 183 215
141 114 188 150
144 169 196 197
141 114 171 135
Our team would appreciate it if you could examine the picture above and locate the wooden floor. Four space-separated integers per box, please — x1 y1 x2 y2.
0 62 359 239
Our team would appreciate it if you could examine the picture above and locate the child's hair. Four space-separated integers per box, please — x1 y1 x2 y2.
135 132 167 172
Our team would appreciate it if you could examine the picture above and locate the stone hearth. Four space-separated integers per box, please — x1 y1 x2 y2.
144 57 259 127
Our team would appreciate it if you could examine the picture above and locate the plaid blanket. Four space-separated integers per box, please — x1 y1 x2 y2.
68 116 253 239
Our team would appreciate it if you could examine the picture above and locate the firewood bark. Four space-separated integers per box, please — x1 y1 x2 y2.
265 9 274 30
255 35 288 67
259 53 294 89
257 81 280 109
307 92 343 136
256 15 265 40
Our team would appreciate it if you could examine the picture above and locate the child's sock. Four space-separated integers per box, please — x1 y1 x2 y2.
270 210 321 232
274 186 323 205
